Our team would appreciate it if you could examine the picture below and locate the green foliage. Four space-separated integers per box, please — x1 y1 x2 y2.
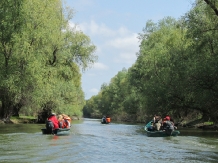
84 0 218 123
183 0 218 121
0 0 97 119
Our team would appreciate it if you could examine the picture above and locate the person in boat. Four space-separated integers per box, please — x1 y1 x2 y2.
102 116 106 123
106 116 111 123
164 115 177 129
147 121 154 131
153 115 162 131
57 114 64 128
162 116 175 136
46 113 59 133
165 115 171 121
62 114 71 128
57 114 71 128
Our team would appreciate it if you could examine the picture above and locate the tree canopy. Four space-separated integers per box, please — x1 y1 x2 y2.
0 0 97 120
83 0 218 124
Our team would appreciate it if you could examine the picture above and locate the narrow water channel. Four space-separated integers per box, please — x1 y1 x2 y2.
0 118 217 163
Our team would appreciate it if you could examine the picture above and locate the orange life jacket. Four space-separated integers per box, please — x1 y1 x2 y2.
62 119 70 128
106 117 111 123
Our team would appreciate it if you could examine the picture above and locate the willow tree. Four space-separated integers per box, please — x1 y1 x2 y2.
0 0 26 118
184 0 218 122
128 17 193 119
0 0 97 119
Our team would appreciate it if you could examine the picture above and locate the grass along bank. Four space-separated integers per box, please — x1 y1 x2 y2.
10 115 37 124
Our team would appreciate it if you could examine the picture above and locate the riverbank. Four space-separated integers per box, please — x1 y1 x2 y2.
0 116 37 124
0 115 81 124
179 119 218 131
1 116 217 131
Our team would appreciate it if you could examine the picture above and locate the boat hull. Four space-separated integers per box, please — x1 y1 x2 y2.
41 128 70 136
101 122 110 124
144 126 180 137
144 121 180 137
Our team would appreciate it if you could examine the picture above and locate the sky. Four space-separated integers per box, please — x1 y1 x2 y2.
65 0 195 100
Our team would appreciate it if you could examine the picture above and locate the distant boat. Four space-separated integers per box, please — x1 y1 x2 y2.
101 116 111 124
144 121 180 137
101 121 109 124
41 128 70 136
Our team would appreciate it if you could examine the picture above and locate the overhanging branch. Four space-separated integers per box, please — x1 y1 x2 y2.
204 0 218 16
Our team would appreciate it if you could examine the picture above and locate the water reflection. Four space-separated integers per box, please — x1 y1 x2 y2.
179 127 218 138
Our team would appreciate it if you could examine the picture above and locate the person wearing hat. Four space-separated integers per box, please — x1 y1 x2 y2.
162 115 176 135
165 115 170 121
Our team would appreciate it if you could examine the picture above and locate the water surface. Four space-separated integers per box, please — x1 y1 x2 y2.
0 119 217 163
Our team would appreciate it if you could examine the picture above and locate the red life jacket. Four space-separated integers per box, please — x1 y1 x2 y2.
47 115 59 129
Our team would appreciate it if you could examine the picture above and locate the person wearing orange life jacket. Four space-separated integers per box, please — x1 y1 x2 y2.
62 114 71 128
106 116 111 123
57 114 71 128
57 114 64 128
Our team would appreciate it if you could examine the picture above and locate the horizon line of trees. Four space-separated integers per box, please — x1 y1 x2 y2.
83 0 218 124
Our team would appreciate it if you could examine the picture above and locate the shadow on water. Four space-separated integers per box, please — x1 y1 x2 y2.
179 127 218 138
0 123 44 134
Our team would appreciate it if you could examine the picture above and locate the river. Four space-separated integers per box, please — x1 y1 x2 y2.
0 118 218 163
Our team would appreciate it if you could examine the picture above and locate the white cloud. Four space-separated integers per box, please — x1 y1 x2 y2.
113 52 137 64
89 88 99 94
107 33 139 51
79 20 116 37
67 22 84 33
73 20 132 38
92 62 109 70
117 27 131 37
107 33 139 64
74 20 139 65
68 21 75 28
70 19 139 67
